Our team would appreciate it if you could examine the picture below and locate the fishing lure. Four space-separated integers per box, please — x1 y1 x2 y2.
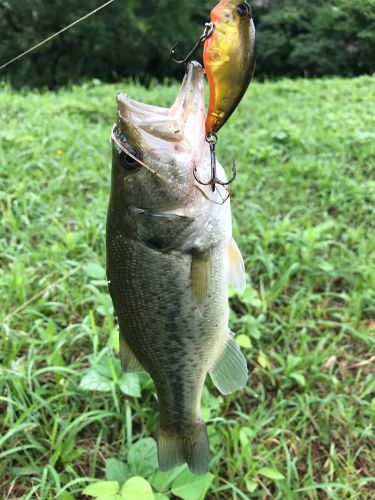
204 0 256 136
171 0 255 191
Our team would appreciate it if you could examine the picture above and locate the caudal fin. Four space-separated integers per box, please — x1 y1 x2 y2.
157 423 211 475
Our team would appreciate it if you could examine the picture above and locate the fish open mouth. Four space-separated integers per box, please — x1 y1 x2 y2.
116 62 206 154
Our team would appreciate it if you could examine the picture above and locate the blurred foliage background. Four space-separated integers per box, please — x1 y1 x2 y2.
1 0 375 498
1 0 375 88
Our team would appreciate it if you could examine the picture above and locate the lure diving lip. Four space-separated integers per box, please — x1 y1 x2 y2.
203 0 256 136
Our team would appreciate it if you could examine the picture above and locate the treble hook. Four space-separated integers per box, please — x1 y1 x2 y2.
194 133 237 195
170 22 215 64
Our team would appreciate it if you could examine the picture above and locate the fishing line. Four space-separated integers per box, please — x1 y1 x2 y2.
111 126 229 206
0 0 116 70
0 0 231 207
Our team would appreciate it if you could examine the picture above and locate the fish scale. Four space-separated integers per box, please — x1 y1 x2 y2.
108 238 224 427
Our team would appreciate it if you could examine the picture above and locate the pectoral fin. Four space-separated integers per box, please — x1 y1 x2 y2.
209 332 248 395
191 252 211 308
228 238 246 293
119 335 146 373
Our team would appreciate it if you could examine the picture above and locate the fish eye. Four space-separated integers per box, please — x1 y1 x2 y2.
237 2 252 18
120 145 141 171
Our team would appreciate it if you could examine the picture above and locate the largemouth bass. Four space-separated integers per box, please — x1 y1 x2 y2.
204 0 256 135
106 62 247 475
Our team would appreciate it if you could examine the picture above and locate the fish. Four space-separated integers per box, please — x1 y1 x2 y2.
204 0 256 135
106 61 248 475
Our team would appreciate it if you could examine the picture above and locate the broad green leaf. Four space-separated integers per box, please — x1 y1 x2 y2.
83 481 119 497
258 467 285 480
171 469 214 500
120 476 154 500
150 466 185 493
118 373 141 398
95 496 121 500
289 372 306 388
201 386 221 411
246 479 258 493
79 370 112 392
60 493 75 500
201 407 210 420
241 287 262 308
128 438 159 477
106 458 131 486
286 354 302 372
96 292 114 316
87 262 106 279
257 352 271 370
240 314 262 339
93 354 122 379
154 494 169 500
235 334 252 349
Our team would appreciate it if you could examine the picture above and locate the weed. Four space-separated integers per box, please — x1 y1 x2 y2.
1 76 374 498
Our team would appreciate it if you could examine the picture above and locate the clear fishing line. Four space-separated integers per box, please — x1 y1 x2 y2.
0 0 116 70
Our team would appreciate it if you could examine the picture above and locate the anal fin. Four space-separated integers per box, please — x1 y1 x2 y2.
119 335 146 373
228 238 246 293
209 332 248 395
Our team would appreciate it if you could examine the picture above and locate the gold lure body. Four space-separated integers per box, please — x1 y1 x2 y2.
204 0 256 135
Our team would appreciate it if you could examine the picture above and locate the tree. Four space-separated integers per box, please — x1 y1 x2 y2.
0 0 213 87
0 0 374 87
254 0 375 78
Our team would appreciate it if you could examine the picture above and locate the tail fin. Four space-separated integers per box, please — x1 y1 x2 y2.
157 422 211 475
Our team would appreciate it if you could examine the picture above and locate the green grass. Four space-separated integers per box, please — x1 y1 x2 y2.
1 75 374 499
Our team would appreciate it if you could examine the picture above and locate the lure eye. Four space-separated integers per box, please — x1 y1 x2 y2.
120 145 141 171
237 2 252 18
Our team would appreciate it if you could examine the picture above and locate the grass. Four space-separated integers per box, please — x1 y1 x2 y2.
0 74 374 499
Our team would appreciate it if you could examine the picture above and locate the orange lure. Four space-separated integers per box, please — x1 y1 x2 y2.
204 0 256 136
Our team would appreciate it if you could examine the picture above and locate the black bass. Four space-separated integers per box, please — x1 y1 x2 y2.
106 62 247 475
